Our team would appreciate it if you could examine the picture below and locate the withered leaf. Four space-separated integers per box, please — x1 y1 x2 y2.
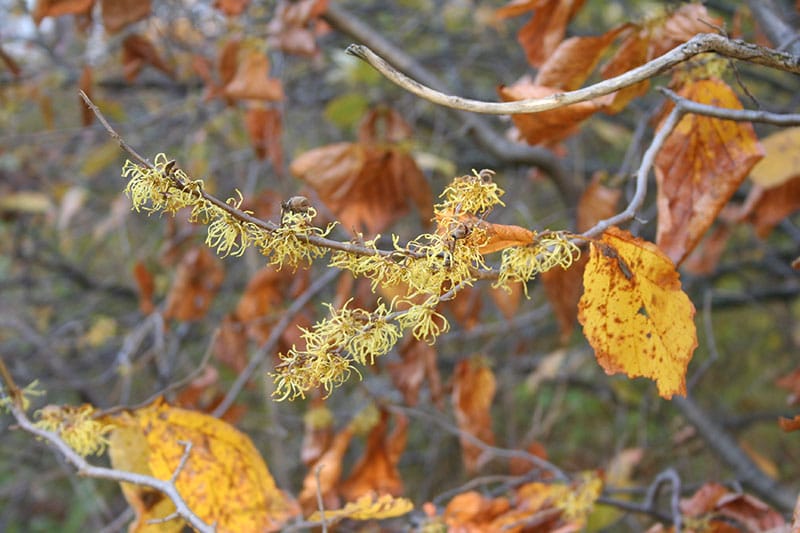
223 50 284 101
452 358 496 473
654 78 763 265
163 247 224 322
122 34 173 82
101 0 150 33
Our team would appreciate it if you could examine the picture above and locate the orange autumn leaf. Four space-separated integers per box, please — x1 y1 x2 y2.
132 260 155 315
680 483 785 532
542 173 619 341
340 410 407 501
388 337 442 407
101 0 150 33
33 0 94 25
740 175 800 238
655 78 764 265
600 31 650 113
535 24 632 91
577 227 697 399
106 398 298 532
542 253 587 342
298 425 353 514
290 109 432 235
223 50 284 101
163 247 224 321
122 34 173 82
214 0 249 16
498 81 607 146
452 358 496 473
477 220 535 254
776 368 800 406
496 0 586 68
78 65 93 126
267 0 328 56
244 106 283 166
779 415 800 432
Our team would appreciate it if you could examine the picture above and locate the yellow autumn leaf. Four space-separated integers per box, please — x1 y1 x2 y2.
750 127 800 188
106 398 299 532
308 493 413 522
577 227 697 399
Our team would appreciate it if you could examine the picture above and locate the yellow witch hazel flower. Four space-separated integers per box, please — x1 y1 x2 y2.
122 153 204 215
205 190 264 257
260 206 336 269
35 404 111 457
496 231 580 294
437 168 505 215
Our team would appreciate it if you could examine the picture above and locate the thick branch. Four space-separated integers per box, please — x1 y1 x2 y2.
347 33 800 115
323 2 581 204
672 395 796 512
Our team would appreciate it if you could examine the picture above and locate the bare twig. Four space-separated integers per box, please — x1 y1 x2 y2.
346 34 800 115
659 88 800 125
323 3 579 204
314 464 328 533
672 394 796 511
580 106 683 239
392 405 569 482
0 361 215 533
644 468 683 532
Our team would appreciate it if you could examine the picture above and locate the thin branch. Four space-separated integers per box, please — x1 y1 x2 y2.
392 405 568 482
314 464 328 533
672 394 796 512
581 106 683 239
323 3 579 204
0 369 215 532
346 33 800 115
659 88 800 125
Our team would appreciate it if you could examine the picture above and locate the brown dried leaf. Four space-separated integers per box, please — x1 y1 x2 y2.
244 106 283 167
267 0 328 56
497 0 586 68
290 138 432 235
541 252 587 342
650 4 720 58
576 172 622 232
33 0 94 25
219 39 240 86
535 24 631 91
223 50 284 101
163 247 224 321
776 368 800 406
654 78 764 265
132 261 155 315
213 314 248 374
389 338 441 407
78 65 93 126
340 410 407 501
740 176 800 238
357 107 413 144
122 34 173 82
452 358 496 473
235 266 289 344
101 0 150 33
298 426 353 514
489 282 523 320
600 32 650 113
681 224 733 275
214 0 249 16
680 483 785 532
498 81 606 146
0 46 21 77
477 219 535 254
779 415 800 432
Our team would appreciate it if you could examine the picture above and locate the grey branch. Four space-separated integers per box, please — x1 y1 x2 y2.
346 33 800 115
6 402 215 533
